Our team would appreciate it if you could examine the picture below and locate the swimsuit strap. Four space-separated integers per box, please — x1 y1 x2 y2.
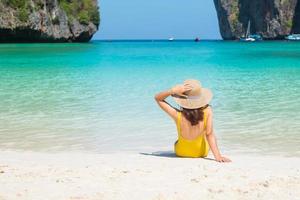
176 111 182 135
203 109 207 129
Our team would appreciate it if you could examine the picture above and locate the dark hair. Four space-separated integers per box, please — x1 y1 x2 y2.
181 105 209 126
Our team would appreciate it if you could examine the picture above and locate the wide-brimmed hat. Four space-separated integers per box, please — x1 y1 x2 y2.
172 79 213 109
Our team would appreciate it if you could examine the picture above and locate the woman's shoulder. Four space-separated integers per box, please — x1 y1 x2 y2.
203 105 213 115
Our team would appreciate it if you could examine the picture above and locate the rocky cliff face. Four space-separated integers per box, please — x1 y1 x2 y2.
0 0 100 42
214 0 300 39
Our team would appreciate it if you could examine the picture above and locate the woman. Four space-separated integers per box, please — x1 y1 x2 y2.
155 79 231 162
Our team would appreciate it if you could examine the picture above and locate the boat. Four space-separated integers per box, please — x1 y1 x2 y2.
240 21 262 42
240 37 255 42
194 37 200 42
285 34 300 41
168 37 174 41
248 34 263 41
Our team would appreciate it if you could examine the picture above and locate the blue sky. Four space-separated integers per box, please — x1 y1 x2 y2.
93 0 221 40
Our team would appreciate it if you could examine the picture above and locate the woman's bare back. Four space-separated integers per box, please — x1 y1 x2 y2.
178 109 207 140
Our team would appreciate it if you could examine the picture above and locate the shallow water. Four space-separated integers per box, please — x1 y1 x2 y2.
0 41 299 156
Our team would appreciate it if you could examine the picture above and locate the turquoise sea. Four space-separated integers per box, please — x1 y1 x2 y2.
0 41 299 156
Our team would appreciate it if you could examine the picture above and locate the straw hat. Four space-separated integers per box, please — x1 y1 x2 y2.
172 79 213 109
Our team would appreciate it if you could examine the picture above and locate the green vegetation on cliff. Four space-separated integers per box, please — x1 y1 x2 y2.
3 0 29 22
285 19 293 29
4 0 26 8
58 0 100 25
0 0 99 42
280 0 295 30
228 1 239 32
2 0 100 26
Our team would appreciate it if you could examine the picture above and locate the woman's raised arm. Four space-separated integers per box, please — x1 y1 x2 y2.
154 90 177 120
154 84 192 121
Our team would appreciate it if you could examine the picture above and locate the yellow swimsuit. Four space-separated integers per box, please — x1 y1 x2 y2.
174 110 209 158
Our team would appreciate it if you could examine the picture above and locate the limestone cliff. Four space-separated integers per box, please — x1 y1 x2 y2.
0 0 100 42
214 0 300 39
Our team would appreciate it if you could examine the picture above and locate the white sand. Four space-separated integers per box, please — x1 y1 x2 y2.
0 151 299 200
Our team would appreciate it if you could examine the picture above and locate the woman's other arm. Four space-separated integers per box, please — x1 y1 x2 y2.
206 107 231 162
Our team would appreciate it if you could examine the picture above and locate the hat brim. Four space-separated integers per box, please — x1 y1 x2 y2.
172 88 213 109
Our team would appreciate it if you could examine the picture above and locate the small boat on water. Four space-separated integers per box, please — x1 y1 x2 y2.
168 37 174 41
240 21 262 42
194 37 200 42
248 34 262 41
285 34 300 41
240 37 255 42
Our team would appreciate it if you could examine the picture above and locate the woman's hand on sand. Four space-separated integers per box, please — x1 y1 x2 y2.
171 84 192 97
215 156 231 163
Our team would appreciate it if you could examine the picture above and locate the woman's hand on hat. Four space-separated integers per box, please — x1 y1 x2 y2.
171 84 192 97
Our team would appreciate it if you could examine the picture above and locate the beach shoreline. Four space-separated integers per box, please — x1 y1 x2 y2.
0 150 299 200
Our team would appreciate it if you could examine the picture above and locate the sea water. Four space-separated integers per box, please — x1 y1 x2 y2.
0 41 299 156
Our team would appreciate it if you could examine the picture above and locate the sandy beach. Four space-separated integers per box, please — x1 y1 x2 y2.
0 151 299 200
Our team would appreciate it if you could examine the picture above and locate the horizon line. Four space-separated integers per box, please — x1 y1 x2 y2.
91 39 223 41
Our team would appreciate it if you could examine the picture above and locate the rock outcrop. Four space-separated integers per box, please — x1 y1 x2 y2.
214 0 300 39
0 0 100 42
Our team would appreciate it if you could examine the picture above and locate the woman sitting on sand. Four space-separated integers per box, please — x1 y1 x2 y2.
155 79 231 162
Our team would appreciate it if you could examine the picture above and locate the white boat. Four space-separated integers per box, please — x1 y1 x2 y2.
242 37 255 42
168 37 174 41
285 34 300 41
240 21 262 42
